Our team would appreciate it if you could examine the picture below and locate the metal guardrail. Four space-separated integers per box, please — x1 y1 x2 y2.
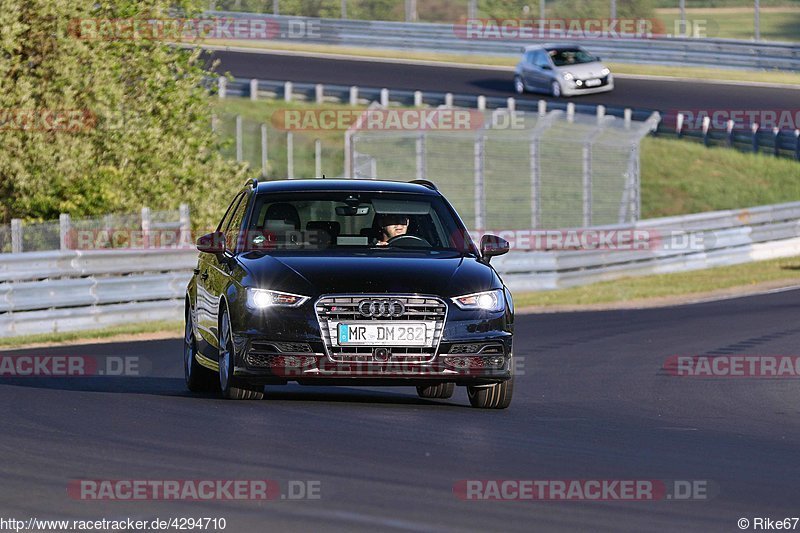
2 201 800 337
220 77 800 160
0 249 196 337
493 201 800 291
208 11 800 71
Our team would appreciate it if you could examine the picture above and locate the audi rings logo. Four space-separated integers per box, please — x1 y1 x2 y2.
358 299 405 318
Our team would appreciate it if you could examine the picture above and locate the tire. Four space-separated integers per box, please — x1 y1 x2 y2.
416 382 455 399
218 306 264 400
467 378 513 409
184 306 218 393
550 81 562 98
513 76 525 95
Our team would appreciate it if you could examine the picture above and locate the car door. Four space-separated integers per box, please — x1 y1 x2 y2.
532 50 554 92
207 190 251 352
519 50 539 90
196 191 245 351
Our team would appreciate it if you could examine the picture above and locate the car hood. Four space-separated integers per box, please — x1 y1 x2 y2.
555 61 607 78
237 251 498 298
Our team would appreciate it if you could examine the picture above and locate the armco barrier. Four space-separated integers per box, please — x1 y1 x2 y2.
0 249 196 337
207 11 800 71
1 201 800 337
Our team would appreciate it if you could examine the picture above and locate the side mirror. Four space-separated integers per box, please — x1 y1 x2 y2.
480 234 510 262
541 64 552 70
197 231 226 254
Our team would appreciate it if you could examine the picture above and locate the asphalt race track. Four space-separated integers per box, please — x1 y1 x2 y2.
207 50 800 113
2 289 800 532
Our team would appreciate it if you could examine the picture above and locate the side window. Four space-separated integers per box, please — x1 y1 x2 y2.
524 51 536 64
225 192 250 252
217 192 244 233
535 51 550 68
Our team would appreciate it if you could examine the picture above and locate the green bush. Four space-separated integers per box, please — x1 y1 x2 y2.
0 0 247 228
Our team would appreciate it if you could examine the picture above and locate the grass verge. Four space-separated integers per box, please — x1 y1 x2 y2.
514 255 800 309
205 40 800 87
0 321 183 350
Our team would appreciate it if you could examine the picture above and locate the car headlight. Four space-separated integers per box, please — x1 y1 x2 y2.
600 67 610 76
247 289 309 309
452 289 505 312
562 72 574 81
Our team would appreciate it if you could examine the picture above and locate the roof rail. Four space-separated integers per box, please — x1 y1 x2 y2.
245 178 258 189
409 179 438 191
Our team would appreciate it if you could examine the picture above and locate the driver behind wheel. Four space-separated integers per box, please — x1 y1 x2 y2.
375 214 409 246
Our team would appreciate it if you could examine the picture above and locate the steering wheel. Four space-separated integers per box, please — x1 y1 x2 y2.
386 235 431 248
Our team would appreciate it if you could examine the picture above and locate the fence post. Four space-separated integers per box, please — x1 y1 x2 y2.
315 84 324 104
11 219 22 254
350 86 359 106
702 116 711 147
506 97 515 112
59 213 71 251
726 119 735 147
473 132 486 230
445 93 453 107
287 132 294 179
624 108 632 130
261 124 269 177
179 204 191 248
751 123 760 153
795 129 800 161
538 100 547 117
141 207 151 249
676 112 684 138
582 142 592 227
566 103 575 123
596 105 605 125
218 77 227 99
250 79 258 101
530 133 540 229
773 127 781 157
477 95 486 111
414 91 423 107
315 138 322 177
211 113 218 133
284 81 293 102
380 88 389 107
235 115 243 162
415 133 426 180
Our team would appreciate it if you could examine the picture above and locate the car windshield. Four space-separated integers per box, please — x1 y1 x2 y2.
548 48 597 66
242 191 475 253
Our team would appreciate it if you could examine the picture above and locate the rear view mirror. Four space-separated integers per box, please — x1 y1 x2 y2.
197 231 226 254
480 234 510 262
335 205 370 216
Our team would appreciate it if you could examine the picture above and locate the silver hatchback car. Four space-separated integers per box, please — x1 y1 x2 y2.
514 44 614 98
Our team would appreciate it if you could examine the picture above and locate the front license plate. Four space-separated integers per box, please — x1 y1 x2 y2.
585 78 602 87
335 322 434 346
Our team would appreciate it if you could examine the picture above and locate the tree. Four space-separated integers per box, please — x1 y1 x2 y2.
0 0 247 228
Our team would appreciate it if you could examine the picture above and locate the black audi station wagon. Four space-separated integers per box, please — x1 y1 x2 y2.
184 178 515 408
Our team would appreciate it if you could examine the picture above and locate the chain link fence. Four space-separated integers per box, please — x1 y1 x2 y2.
348 108 659 230
1 207 189 254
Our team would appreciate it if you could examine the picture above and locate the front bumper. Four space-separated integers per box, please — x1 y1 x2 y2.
229 296 514 386
562 74 614 96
